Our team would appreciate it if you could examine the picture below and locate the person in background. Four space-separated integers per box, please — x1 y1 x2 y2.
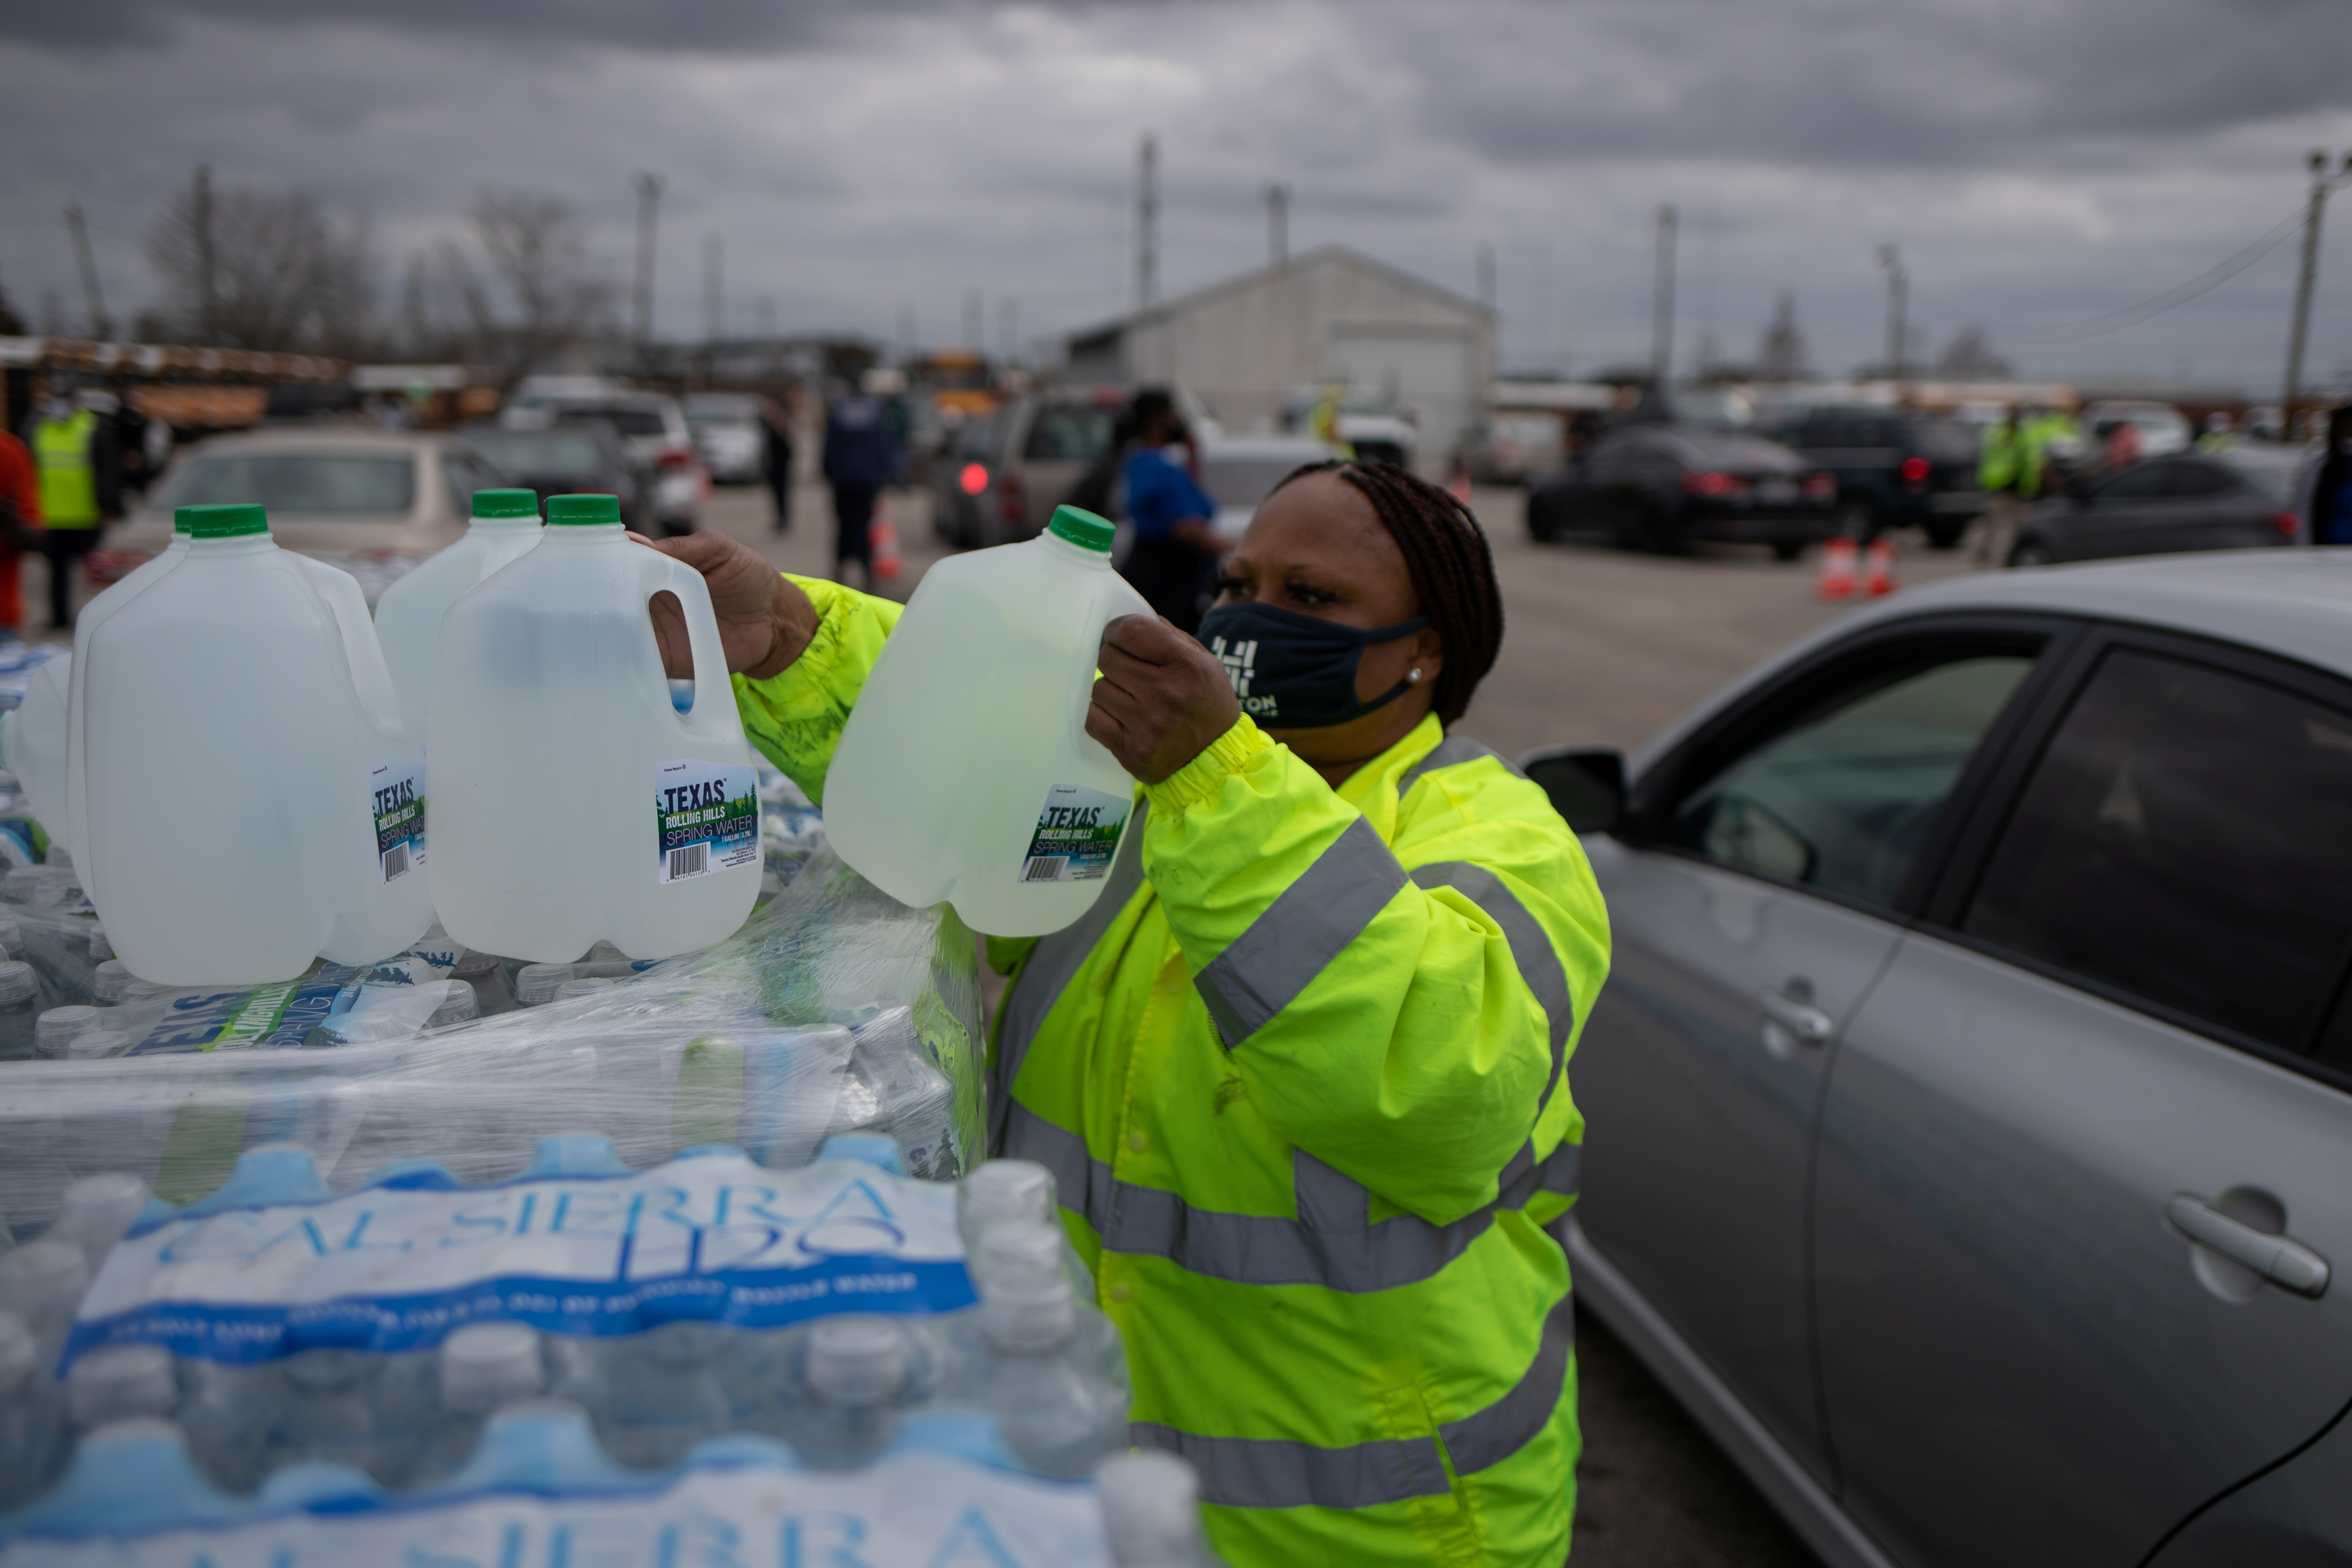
2100 417 2142 475
110 373 152 497
21 376 119 629
762 394 795 535
2302 403 2352 546
820 371 901 591
1975 405 2035 566
2197 411 2238 454
0 424 44 645
1116 388 1220 634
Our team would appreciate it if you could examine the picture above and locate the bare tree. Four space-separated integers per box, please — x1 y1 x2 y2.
405 191 614 377
1933 324 2012 380
145 170 375 351
1756 292 1811 382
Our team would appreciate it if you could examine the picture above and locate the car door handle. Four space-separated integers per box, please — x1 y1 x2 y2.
1758 988 1833 1047
2166 1194 2331 1299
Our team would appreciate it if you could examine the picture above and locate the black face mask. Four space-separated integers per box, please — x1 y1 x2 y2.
1197 601 1429 729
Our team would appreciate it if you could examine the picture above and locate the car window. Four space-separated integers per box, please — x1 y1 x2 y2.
173 454 415 516
2160 461 2235 499
569 407 667 438
464 431 609 481
1909 419 1979 461
2094 465 2171 501
1022 405 1116 462
440 447 505 513
1667 652 2035 907
1963 649 2352 1051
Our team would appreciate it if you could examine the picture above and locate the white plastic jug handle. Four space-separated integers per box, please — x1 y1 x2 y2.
634 547 732 728
1073 572 1159 762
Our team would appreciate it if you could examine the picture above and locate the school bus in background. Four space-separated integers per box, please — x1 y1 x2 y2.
910 349 1003 420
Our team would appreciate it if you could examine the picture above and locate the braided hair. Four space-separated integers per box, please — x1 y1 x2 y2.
1265 459 1505 727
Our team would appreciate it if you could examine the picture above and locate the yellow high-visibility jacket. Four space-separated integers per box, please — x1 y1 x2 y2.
735 575 1612 1567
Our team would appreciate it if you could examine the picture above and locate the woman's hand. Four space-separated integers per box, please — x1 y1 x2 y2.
637 532 815 680
1086 614 1241 784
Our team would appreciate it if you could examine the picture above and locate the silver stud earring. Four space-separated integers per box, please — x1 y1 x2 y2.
1408 668 1424 683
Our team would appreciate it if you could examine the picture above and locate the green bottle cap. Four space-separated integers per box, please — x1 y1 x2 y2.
546 493 623 526
472 488 541 521
181 504 268 540
1047 505 1115 553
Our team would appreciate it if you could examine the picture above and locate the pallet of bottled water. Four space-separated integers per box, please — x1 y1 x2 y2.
0 1140 1219 1567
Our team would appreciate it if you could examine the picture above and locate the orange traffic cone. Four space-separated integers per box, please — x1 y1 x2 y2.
1863 538 1898 598
1816 537 1858 600
1449 468 1474 505
872 514 904 582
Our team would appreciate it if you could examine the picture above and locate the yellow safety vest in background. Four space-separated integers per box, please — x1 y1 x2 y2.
738 575 1613 1567
33 410 99 528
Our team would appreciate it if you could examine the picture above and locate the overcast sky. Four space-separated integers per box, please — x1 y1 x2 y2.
5 0 2350 389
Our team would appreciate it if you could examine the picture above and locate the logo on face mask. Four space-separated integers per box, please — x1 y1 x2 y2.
1208 635 1279 717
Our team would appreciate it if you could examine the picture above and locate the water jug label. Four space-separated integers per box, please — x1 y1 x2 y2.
370 760 425 884
0 1447 1111 1568
656 760 759 885
66 1150 975 1368
1020 784 1131 884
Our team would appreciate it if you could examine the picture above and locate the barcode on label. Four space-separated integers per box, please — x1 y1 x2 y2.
668 845 708 881
381 845 409 883
1023 856 1068 882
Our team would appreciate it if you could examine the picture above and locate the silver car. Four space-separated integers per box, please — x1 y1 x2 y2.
682 392 767 485
1524 551 2352 1568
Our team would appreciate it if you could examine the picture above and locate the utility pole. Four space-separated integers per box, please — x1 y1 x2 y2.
1264 183 1290 266
2284 149 2351 439
1136 133 1158 313
192 165 217 347
1877 243 1908 381
632 172 664 363
703 232 722 345
963 288 982 350
63 202 111 341
999 298 1019 366
1475 240 1496 315
1651 205 1677 388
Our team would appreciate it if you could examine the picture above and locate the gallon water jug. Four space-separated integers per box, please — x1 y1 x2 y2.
824 505 1150 936
52 510 195 882
75 503 432 985
2 655 68 836
426 492 758 962
373 488 546 740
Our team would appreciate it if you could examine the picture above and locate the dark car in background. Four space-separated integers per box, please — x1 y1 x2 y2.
1527 422 1837 557
935 387 1134 547
460 421 650 533
2009 448 2306 567
1773 405 1985 548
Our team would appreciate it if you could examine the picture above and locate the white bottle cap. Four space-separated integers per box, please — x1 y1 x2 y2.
0 1238 91 1322
0 959 37 1006
440 1322 544 1413
980 1274 1076 1356
959 1161 1055 1238
808 1315 908 1407
0 1311 36 1392
68 1343 177 1428
53 1171 153 1265
514 964 574 1006
91 960 138 1005
554 977 617 1003
1097 1449 1208 1567
35 1005 101 1058
973 1219 1066 1294
66 1028 130 1060
427 980 480 1028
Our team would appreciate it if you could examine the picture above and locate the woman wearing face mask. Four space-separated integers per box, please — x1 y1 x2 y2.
651 460 1608 1568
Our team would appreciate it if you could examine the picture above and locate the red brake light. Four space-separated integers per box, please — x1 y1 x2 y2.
1803 472 1836 500
1684 471 1734 496
656 448 694 472
959 462 989 496
1899 456 1930 483
1000 471 1025 523
2277 512 2302 537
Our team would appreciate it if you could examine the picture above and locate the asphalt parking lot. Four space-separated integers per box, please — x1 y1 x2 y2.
703 472 2003 1567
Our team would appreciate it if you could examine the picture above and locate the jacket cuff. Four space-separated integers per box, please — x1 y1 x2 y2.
1145 715 1272 812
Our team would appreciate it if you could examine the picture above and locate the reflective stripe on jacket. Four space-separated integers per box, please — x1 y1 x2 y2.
32 411 98 528
736 575 1612 1567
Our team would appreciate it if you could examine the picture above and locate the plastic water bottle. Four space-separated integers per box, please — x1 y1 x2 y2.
0 654 70 837
67 1343 178 1429
427 492 761 963
0 1311 62 1509
0 1238 90 1357
824 505 1150 937
977 1275 1124 1478
266 1346 392 1476
799 1315 908 1469
959 1160 1057 1253
595 1319 732 1471
410 1322 546 1484
373 488 547 741
49 1171 154 1269
73 503 433 985
35 1004 104 1059
0 959 38 1058
1099 1449 1219 1568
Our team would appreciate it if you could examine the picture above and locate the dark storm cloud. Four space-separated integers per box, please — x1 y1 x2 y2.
1406 0 2352 169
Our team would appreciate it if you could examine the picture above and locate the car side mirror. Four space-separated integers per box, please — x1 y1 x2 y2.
1517 746 1627 834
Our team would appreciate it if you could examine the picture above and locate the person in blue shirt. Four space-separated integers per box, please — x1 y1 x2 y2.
1117 388 1220 632
2305 403 2352 546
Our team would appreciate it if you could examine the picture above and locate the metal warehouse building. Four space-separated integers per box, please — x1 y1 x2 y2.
1061 246 1495 477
